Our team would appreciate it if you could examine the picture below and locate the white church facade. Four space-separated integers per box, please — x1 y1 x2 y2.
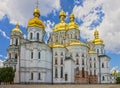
3 7 110 84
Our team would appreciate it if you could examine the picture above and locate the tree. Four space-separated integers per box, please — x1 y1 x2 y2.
116 77 120 84
0 67 15 84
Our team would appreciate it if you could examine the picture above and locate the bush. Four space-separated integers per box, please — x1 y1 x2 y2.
116 77 120 84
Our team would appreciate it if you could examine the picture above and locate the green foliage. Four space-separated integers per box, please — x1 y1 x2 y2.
0 67 15 83
116 77 120 84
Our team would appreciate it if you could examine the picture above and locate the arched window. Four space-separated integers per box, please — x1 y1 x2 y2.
37 33 39 40
97 49 99 54
9 53 11 59
55 58 57 65
94 70 96 75
38 73 41 80
90 63 92 68
55 67 58 78
61 52 63 56
102 63 104 68
38 52 40 59
76 67 79 74
15 53 17 59
102 76 105 81
30 33 33 39
76 59 79 65
55 52 57 56
61 58 63 65
16 38 18 45
82 59 84 65
94 63 96 68
60 67 63 78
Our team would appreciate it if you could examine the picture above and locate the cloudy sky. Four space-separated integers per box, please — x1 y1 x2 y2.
0 0 120 72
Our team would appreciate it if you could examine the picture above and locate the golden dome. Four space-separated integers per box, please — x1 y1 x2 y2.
28 8 45 29
93 29 104 45
59 10 66 18
54 10 67 32
68 13 79 30
11 23 22 34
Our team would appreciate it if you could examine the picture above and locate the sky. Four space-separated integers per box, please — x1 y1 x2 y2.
0 0 120 72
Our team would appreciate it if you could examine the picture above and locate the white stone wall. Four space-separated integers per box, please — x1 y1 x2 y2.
19 42 52 83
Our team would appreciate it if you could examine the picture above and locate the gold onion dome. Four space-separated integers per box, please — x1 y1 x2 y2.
11 23 22 34
92 29 104 45
28 8 45 29
54 10 67 32
68 13 79 30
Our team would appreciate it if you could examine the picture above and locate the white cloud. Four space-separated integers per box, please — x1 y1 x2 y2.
0 54 7 60
0 29 10 39
73 0 120 54
110 66 119 73
0 0 60 27
44 20 55 33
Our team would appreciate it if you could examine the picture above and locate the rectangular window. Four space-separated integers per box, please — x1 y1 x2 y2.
38 73 41 80
38 52 40 59
31 72 33 80
55 58 57 65
55 67 58 78
61 58 63 65
65 74 68 81
82 67 85 78
31 51 33 59
60 67 63 78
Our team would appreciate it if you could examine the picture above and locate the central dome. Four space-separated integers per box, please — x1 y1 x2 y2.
28 8 45 29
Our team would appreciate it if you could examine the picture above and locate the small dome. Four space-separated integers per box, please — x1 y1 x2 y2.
11 23 22 34
68 13 79 30
28 8 45 29
70 13 74 18
33 8 40 17
93 29 104 45
59 10 66 18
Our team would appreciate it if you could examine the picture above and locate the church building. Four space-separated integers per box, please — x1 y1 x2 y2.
4 6 110 84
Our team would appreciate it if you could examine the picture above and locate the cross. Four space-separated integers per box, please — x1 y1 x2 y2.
36 0 39 8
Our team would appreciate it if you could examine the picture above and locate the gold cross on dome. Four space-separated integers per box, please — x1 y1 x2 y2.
36 0 39 8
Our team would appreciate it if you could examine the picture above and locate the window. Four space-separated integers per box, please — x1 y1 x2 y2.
102 63 104 68
76 67 79 75
38 52 40 59
55 58 57 65
94 58 96 61
94 63 96 68
9 53 11 59
102 76 105 81
82 67 85 78
60 67 63 78
90 63 92 68
90 70 92 75
15 39 18 45
94 70 96 75
38 73 41 80
70 53 72 57
55 52 57 56
61 52 63 56
31 51 33 59
55 67 58 78
76 59 79 65
97 49 99 54
82 54 84 57
61 58 63 65
37 33 39 40
65 74 68 81
82 59 84 65
76 53 79 57
15 53 17 59
31 72 33 80
90 58 92 62
30 33 33 39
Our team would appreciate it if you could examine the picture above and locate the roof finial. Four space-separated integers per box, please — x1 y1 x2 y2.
36 0 39 8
